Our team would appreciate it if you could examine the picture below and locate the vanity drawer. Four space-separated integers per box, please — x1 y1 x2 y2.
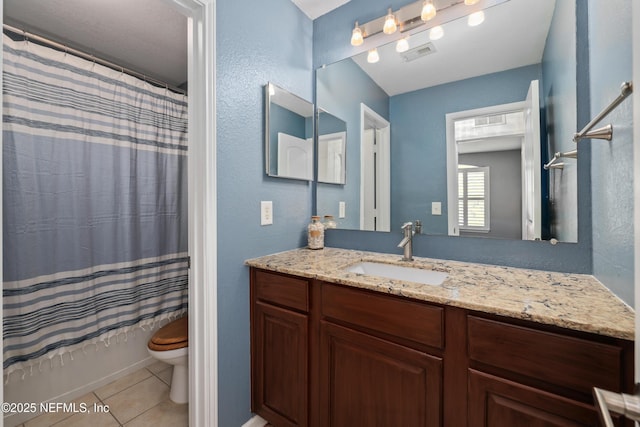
467 316 623 395
321 282 444 349
253 270 309 313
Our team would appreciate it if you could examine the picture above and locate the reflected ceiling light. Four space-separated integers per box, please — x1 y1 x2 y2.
367 48 380 63
383 8 398 34
464 0 480 5
468 10 485 26
429 25 444 40
395 37 410 53
351 21 364 46
421 0 437 21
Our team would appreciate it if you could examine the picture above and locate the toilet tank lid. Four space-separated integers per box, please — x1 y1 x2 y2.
150 316 188 345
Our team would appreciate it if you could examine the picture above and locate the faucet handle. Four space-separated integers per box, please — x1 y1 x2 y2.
401 222 413 230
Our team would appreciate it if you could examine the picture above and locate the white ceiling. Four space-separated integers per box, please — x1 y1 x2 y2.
291 0 351 19
351 0 557 96
4 0 188 87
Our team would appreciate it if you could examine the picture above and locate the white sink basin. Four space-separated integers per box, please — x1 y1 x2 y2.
344 261 448 286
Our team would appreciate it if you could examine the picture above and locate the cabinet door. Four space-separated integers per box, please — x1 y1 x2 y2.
253 301 308 427
468 370 605 427
320 321 442 427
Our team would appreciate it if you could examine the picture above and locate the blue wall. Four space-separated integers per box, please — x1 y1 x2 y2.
390 64 541 234
589 0 634 306
315 0 592 274
216 0 313 424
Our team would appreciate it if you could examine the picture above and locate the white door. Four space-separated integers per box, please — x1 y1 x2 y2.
361 128 377 231
360 104 390 231
522 80 541 240
277 133 313 180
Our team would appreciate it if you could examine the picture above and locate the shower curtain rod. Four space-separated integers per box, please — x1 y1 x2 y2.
3 23 187 95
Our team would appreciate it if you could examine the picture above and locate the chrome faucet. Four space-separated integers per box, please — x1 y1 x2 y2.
594 386 640 427
398 222 414 261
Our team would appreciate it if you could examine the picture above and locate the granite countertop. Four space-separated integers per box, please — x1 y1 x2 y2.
246 247 635 341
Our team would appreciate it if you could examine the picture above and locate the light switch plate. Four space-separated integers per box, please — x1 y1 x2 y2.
432 202 442 216
261 201 273 225
339 201 346 218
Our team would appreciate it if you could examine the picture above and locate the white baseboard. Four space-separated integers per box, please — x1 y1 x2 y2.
242 414 268 427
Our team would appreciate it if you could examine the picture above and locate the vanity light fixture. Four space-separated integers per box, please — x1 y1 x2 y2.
351 21 364 46
383 8 397 35
367 48 380 63
350 0 486 48
429 25 444 40
421 0 437 21
396 37 410 53
468 10 485 26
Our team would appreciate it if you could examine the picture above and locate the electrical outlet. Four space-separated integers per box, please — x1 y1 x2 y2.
432 202 442 216
261 201 273 225
339 201 346 218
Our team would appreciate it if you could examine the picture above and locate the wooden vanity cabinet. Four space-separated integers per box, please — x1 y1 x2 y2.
466 315 634 427
249 268 634 427
250 269 310 427
319 283 443 427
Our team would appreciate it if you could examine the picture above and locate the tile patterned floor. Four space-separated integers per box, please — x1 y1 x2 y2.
18 361 188 427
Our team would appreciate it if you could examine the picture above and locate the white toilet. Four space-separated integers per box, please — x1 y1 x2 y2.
147 316 188 404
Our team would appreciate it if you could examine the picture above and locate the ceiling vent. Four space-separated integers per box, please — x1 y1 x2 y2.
475 114 506 127
401 42 437 63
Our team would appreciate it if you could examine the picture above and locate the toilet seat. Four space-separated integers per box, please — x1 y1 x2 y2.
148 316 188 351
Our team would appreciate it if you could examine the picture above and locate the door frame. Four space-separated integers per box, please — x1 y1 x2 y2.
445 101 529 237
632 0 639 380
162 0 218 425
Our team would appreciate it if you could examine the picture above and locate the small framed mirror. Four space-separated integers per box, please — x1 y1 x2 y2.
265 82 314 181
317 109 347 184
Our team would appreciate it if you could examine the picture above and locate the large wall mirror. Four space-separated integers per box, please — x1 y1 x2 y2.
265 82 315 181
315 0 579 242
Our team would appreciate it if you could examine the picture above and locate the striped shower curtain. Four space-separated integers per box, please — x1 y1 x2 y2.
2 33 189 377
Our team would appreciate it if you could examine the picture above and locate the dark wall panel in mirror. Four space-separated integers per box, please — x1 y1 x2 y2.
315 0 578 242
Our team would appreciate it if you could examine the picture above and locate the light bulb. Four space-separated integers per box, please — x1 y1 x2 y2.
464 0 480 4
351 21 364 46
468 10 485 26
396 38 409 53
421 0 437 21
367 48 380 63
429 25 444 40
383 9 397 34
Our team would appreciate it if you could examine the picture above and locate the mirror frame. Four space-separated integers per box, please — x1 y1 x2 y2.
264 82 315 181
314 0 578 243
